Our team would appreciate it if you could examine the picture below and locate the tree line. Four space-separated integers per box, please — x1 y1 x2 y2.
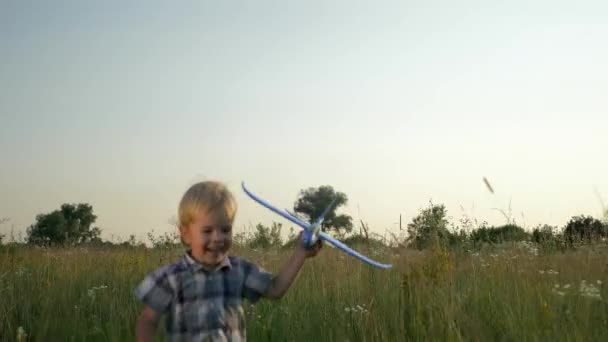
1 186 606 251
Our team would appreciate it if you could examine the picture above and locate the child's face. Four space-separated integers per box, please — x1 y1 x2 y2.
181 208 233 268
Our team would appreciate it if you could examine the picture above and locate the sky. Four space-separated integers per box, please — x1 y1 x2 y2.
1 0 607 242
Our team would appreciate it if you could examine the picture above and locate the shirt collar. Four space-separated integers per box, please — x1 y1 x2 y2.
183 250 232 273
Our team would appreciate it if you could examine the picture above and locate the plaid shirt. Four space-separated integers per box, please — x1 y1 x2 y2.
134 251 273 341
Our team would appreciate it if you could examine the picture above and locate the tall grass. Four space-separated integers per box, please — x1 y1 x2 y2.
1 242 607 341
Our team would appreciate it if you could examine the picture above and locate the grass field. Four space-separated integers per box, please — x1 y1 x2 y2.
1 242 607 341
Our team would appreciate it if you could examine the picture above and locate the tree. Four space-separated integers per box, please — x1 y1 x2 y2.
531 224 557 244
407 202 452 250
293 185 353 234
26 203 101 246
563 215 607 245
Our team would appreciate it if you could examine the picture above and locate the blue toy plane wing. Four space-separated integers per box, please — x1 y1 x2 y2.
242 181 392 269
285 209 312 229
319 232 392 269
242 182 310 230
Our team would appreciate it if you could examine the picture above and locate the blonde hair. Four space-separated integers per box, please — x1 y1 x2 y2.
178 181 237 228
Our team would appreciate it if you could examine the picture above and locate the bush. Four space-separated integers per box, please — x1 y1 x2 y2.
563 215 607 246
248 222 283 249
470 224 529 245
407 202 453 250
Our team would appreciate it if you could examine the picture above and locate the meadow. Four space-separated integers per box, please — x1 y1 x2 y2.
1 240 607 342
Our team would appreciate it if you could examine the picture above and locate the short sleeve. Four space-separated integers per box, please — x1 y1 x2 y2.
134 268 174 314
241 260 273 303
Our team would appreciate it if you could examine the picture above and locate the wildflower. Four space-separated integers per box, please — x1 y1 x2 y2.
17 327 27 342
552 283 572 297
344 304 369 314
87 285 109 300
579 280 602 300
538 269 559 275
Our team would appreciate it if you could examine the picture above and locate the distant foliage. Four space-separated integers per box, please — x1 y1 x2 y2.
563 215 607 245
146 230 180 249
26 203 101 246
247 222 283 249
470 224 529 245
531 225 557 244
531 224 566 252
293 185 353 234
0 217 8 245
406 202 453 250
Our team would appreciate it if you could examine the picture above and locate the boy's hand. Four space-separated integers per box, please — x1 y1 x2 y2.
297 232 323 258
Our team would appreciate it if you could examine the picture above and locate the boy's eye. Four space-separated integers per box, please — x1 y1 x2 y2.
222 226 232 233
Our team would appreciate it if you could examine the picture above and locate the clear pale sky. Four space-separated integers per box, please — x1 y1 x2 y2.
1 0 607 242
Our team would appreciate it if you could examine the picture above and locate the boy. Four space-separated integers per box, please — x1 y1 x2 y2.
135 181 322 341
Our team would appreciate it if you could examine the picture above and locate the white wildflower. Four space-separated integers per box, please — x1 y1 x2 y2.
538 269 558 275
552 290 566 296
344 304 369 314
17 326 27 342
87 285 109 300
579 280 602 300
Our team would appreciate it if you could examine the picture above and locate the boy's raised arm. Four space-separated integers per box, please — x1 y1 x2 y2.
265 234 322 299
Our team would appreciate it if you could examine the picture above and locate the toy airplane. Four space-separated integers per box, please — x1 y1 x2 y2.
242 182 392 269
